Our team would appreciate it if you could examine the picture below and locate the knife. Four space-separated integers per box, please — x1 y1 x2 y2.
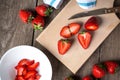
69 6 120 20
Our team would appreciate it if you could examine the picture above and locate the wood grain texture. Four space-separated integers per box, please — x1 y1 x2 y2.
34 0 72 80
0 0 120 80
0 0 36 58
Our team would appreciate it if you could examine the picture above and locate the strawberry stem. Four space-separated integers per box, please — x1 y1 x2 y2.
33 24 43 31
28 15 34 23
45 7 53 16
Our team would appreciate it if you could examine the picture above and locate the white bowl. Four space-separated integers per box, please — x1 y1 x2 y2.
0 45 52 80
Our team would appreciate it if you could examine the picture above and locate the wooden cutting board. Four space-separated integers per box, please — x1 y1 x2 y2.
36 0 120 74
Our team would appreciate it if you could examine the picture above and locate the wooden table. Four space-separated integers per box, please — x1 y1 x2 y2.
0 0 120 80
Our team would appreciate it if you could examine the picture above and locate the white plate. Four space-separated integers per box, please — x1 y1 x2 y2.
0 45 52 80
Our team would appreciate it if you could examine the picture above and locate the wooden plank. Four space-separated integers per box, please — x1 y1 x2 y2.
99 0 120 80
0 0 36 58
36 0 120 74
34 0 72 80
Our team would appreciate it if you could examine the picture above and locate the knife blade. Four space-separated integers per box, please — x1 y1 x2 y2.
69 6 120 20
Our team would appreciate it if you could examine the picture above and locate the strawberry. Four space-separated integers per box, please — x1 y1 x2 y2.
104 61 119 74
82 76 92 80
15 66 25 76
60 23 81 38
92 64 106 78
16 76 25 80
27 76 34 80
17 59 34 66
69 23 81 35
35 74 41 79
85 16 99 31
77 31 92 49
60 26 72 38
35 4 53 17
58 39 72 55
19 10 34 23
24 70 37 79
28 62 39 70
32 15 45 31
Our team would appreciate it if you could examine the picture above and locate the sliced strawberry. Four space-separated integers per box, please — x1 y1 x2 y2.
16 76 25 80
85 16 99 31
78 32 92 49
18 59 34 66
24 70 37 79
28 62 39 70
104 61 119 74
32 15 44 31
58 39 72 55
19 10 33 23
22 68 27 76
35 74 41 79
60 26 72 38
69 23 81 35
16 66 25 76
27 76 34 80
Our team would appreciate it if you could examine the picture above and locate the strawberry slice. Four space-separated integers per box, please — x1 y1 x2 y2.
28 62 39 70
60 26 72 38
27 76 34 80
24 70 37 79
15 66 25 76
16 76 25 80
78 32 92 49
19 10 33 23
35 74 41 80
69 23 81 35
58 39 72 55
18 59 34 66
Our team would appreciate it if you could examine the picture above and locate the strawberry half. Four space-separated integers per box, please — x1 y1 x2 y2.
85 16 99 31
77 31 92 49
92 64 106 78
60 26 72 38
104 61 119 74
19 10 34 23
35 4 53 17
58 39 72 55
32 15 45 31
28 62 39 70
69 23 81 35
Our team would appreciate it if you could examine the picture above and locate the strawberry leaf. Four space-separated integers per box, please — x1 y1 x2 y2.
33 24 43 31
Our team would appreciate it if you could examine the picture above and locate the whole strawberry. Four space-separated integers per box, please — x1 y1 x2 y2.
32 15 44 31
35 4 53 17
104 61 119 74
19 10 34 23
92 64 106 78
82 76 92 80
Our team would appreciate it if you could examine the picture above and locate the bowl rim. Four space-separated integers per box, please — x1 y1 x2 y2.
0 45 52 80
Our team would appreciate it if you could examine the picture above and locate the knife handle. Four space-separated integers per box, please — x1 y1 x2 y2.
105 7 120 13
